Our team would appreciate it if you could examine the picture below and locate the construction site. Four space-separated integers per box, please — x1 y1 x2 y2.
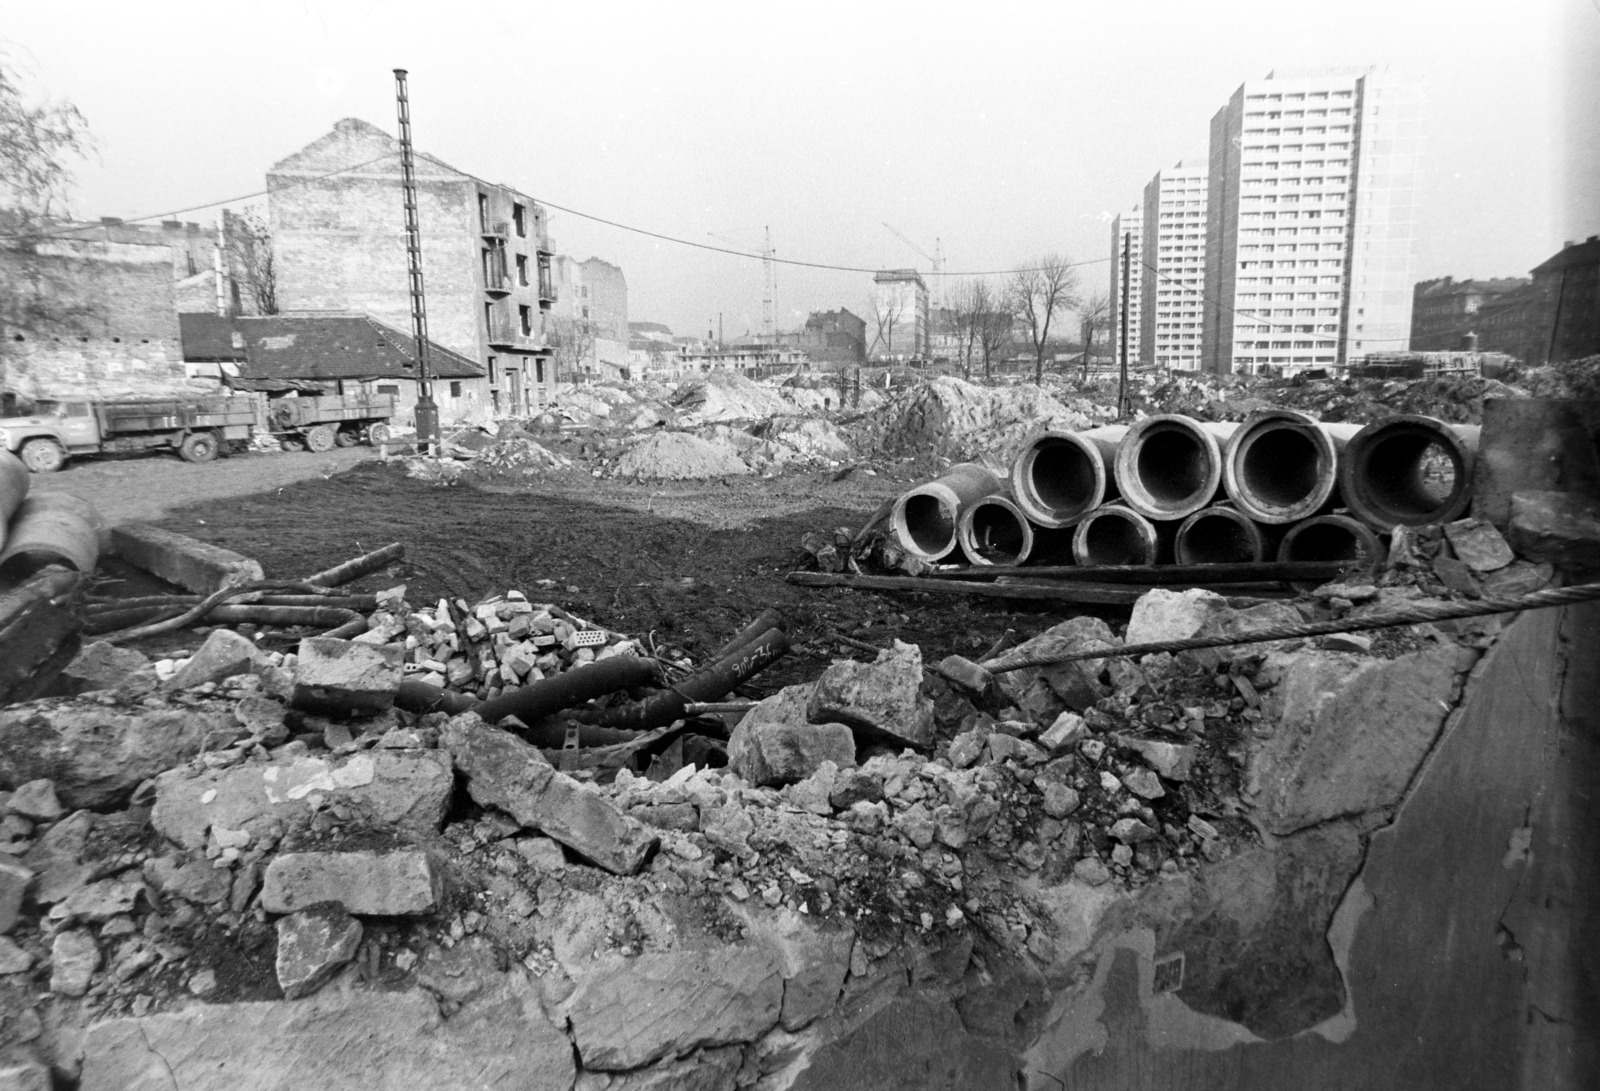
0 354 1593 1090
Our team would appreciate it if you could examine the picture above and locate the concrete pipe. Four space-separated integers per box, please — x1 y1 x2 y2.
0 492 107 581
1071 504 1160 567
958 495 1034 566
890 462 1004 563
1174 505 1271 565
1009 425 1127 529
0 450 29 554
1113 415 1239 521
1277 514 1384 584
1222 409 1362 524
1339 415 1480 531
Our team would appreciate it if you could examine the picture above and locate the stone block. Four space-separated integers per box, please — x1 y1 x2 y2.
261 850 442 916
1508 490 1600 570
1114 736 1197 781
144 853 232 906
936 655 994 694
807 640 935 748
49 929 98 997
111 522 265 595
1039 711 1087 751
1443 518 1515 573
1432 555 1481 596
6 780 62 822
167 629 264 691
151 749 453 851
443 716 657 875
276 906 362 998
56 641 150 695
1125 588 1230 646
290 637 404 714
0 860 32 934
1481 559 1554 597
729 720 855 787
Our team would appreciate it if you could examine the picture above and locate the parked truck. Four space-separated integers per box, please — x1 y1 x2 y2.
0 395 258 472
264 393 395 452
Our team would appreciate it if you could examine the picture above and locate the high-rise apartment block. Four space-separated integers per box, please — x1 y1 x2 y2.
1201 67 1423 374
1140 161 1208 370
1107 208 1142 368
870 269 928 359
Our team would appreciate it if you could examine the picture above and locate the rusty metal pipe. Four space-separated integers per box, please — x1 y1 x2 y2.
0 493 106 581
1222 410 1361 525
1113 415 1238 521
1339 415 1479 531
958 495 1033 566
1071 504 1160 567
1174 505 1270 565
1008 426 1126 529
890 462 1004 563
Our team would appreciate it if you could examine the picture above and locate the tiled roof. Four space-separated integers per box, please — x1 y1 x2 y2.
179 313 245 361
191 314 485 380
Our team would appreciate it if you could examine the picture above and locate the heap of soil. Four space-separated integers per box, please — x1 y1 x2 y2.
612 431 751 480
863 376 1108 463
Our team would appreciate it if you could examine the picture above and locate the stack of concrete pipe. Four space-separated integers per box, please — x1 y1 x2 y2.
0 449 107 582
887 409 1480 575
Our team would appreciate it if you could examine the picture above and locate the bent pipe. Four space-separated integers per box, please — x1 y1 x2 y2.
581 627 790 732
890 463 1004 563
1222 410 1362 525
1113 415 1239 521
1071 504 1160 567
712 608 788 662
1339 415 1480 531
1174 505 1271 565
1009 426 1127 529
958 495 1034 567
395 654 661 720
1277 514 1384 586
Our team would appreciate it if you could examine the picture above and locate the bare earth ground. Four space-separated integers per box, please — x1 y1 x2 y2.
55 453 1102 691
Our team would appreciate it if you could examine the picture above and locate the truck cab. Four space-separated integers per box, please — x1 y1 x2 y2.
0 399 103 472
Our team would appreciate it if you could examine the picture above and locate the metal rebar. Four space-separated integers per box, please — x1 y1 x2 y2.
986 581 1600 674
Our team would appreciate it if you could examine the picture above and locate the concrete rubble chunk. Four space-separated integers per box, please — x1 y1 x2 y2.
166 629 264 691
261 850 442 916
1443 518 1515 573
49 929 99 996
1322 632 1374 654
1040 781 1080 818
0 701 243 811
1120 768 1165 800
145 853 232 906
52 878 142 923
0 935 33 975
1125 588 1230 646
152 749 453 851
937 654 994 694
573 1046 744 1091
1110 817 1156 844
563 946 784 1070
1481 559 1554 598
1508 490 1600 570
1114 736 1197 782
276 906 363 998
1432 554 1480 596
443 715 657 875
1183 600 1307 669
290 636 404 714
6 779 63 822
828 769 883 809
1039 711 1087 751
57 642 150 695
110 522 265 595
991 617 1116 724
1250 642 1459 835
0 860 32 934
78 985 576 1091
728 719 855 787
807 640 935 748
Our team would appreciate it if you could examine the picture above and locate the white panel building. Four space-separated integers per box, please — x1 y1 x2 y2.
1141 160 1208 371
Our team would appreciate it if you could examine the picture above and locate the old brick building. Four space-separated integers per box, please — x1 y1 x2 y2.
1409 276 1531 351
268 118 555 420
798 309 866 368
1532 236 1600 364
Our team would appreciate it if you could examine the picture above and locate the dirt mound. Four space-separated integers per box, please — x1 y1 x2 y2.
863 377 1107 462
611 430 751 480
670 369 791 423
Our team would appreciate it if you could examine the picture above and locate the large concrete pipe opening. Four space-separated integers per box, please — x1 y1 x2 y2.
1277 514 1383 586
1114 416 1233 521
889 462 1003 563
1010 427 1123 528
958 496 1033 566
1340 416 1478 530
0 493 105 581
1222 410 1354 524
1072 505 1159 567
1174 506 1268 565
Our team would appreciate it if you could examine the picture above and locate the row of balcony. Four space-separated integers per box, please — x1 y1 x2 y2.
480 220 555 255
486 319 546 351
483 266 558 303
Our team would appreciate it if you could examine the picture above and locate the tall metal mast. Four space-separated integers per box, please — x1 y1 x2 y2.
761 226 776 345
393 68 439 452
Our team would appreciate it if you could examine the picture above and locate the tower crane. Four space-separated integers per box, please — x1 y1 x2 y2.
708 227 777 345
881 223 946 311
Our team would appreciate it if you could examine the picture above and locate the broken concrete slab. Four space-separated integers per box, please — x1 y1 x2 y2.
991 617 1117 724
729 719 855 787
1481 559 1554 597
1250 641 1459 835
6 779 63 822
1508 489 1600 570
290 637 404 714
276 906 362 999
1443 518 1515 573
151 748 453 851
1182 600 1306 669
262 851 442 916
1125 588 1229 646
739 908 855 1032
144 853 232 907
55 642 150 696
0 700 243 811
937 654 995 695
443 715 657 875
1432 554 1481 596
111 522 265 596
807 640 935 748
49 928 99 997
1113 736 1196 782
563 946 784 1070
1039 711 1087 752
166 629 263 691
78 983 576 1091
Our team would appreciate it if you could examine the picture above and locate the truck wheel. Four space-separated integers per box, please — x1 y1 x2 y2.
334 427 358 448
365 423 392 446
179 431 220 463
305 425 336 453
18 438 66 473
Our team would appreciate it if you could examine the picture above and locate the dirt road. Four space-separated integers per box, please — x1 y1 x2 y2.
29 447 378 524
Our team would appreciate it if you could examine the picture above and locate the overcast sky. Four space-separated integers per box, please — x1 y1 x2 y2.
3 0 1592 338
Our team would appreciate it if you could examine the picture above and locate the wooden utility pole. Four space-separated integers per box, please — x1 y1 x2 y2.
393 69 439 454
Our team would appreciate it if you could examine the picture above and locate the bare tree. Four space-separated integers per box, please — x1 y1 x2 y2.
1008 254 1080 384
224 207 277 315
548 315 597 382
972 280 1011 380
1078 290 1110 380
944 280 983 378
868 291 904 360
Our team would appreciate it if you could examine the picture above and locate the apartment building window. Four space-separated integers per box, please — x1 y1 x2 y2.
487 356 498 384
519 305 532 336
517 254 529 286
478 194 489 231
513 204 526 237
450 381 463 398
